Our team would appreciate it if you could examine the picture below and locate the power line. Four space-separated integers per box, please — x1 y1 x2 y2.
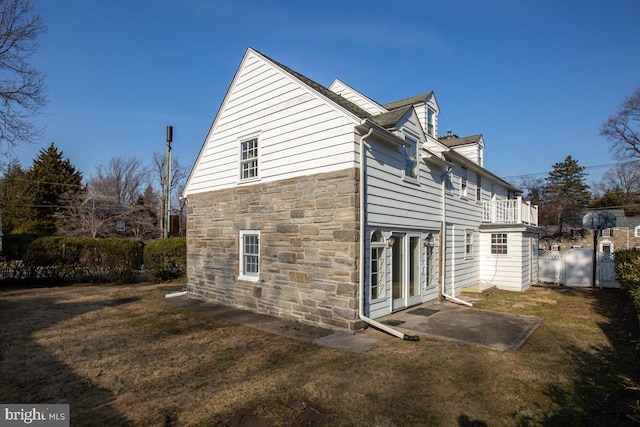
502 160 640 180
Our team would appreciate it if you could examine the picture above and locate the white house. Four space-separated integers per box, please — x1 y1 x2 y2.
182 48 540 333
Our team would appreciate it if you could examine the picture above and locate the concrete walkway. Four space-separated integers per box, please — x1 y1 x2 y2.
164 295 542 352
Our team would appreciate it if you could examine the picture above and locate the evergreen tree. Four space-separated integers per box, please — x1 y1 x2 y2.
539 155 591 232
26 143 83 234
0 162 31 233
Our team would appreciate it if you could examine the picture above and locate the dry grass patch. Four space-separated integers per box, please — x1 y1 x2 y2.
1 283 638 426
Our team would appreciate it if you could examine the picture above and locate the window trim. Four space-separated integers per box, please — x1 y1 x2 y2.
465 230 474 258
476 173 482 202
460 166 468 199
370 242 386 302
239 136 259 182
427 108 436 137
402 135 419 183
239 230 260 281
490 233 508 255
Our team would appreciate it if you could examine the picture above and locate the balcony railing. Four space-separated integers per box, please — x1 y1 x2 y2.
482 196 538 226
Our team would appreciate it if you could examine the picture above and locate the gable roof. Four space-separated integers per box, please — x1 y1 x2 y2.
439 134 484 148
370 106 412 129
383 92 434 110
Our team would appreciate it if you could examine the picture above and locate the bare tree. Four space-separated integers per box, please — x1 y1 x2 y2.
57 191 160 240
57 193 117 239
89 155 149 206
601 86 640 161
0 0 47 160
591 162 640 214
151 151 187 234
517 174 545 206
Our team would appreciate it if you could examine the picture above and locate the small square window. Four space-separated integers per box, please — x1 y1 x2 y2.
491 233 508 255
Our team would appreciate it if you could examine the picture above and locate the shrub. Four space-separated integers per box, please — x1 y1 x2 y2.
615 249 640 311
13 237 144 284
143 237 186 281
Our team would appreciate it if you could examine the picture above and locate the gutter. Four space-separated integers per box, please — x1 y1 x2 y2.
357 122 419 341
440 167 473 307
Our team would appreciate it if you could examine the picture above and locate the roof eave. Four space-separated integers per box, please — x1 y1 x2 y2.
357 119 409 148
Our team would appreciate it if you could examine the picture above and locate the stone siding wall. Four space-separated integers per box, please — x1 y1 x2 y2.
185 168 361 331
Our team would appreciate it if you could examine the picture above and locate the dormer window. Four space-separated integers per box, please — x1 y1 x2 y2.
403 136 419 181
427 108 436 137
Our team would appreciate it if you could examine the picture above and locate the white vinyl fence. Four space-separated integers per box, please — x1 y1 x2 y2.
538 248 619 288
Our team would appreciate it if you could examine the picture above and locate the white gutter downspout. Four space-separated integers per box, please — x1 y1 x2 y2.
440 167 473 307
358 124 419 341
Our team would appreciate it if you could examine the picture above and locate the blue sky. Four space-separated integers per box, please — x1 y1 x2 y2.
16 0 640 188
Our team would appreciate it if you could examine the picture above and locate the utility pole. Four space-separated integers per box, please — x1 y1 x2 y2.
165 125 173 238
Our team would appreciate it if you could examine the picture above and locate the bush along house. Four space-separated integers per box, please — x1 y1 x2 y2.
182 48 540 334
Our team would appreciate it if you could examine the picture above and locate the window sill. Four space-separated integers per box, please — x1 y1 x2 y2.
402 176 420 185
238 274 260 282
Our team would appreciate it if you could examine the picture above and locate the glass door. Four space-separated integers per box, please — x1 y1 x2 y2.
391 236 404 310
392 234 423 310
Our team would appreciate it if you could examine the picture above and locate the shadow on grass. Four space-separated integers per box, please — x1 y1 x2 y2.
514 288 640 427
0 287 136 426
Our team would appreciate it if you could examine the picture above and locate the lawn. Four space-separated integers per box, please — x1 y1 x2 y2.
1 282 639 426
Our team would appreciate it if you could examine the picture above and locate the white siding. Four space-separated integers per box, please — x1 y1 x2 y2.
479 231 534 291
328 79 387 116
185 50 360 195
452 145 482 165
365 109 442 231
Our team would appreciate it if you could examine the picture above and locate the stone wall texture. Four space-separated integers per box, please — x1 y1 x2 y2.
185 168 361 331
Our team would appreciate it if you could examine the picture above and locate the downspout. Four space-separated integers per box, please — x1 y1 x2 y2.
440 167 473 307
358 124 419 341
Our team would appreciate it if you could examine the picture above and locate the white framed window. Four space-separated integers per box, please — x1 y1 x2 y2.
240 138 259 181
403 136 419 181
601 228 613 237
491 233 508 255
476 174 482 202
465 230 474 258
635 225 640 238
460 167 468 198
427 108 436 137
239 231 260 281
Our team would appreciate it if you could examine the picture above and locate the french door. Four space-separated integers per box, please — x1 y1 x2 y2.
391 234 422 310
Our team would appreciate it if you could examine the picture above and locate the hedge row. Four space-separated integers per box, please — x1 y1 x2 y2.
615 249 640 313
0 236 186 284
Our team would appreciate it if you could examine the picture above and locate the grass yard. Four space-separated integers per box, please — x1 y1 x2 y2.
1 283 639 426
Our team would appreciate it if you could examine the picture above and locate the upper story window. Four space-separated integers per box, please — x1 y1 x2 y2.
460 167 468 198
601 228 613 237
240 138 259 181
635 226 640 238
476 174 482 202
427 108 436 137
403 136 419 181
